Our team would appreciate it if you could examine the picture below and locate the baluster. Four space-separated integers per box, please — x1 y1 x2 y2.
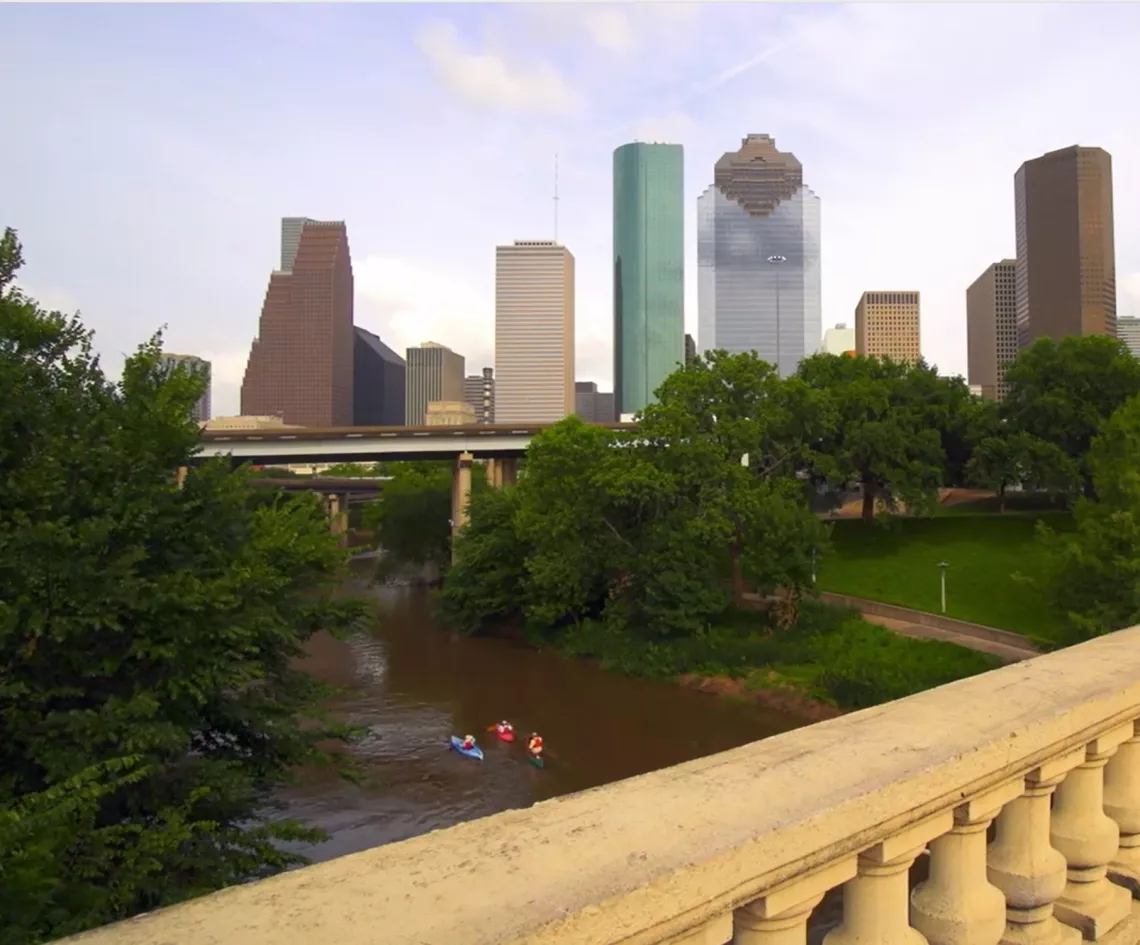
911 781 1023 945
823 812 953 945
1105 719 1140 896
987 749 1084 945
736 858 856 945
1051 725 1133 940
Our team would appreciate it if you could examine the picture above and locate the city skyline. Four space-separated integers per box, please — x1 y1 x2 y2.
3 3 1140 415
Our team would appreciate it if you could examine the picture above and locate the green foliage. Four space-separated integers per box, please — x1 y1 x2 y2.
1002 335 1140 492
1038 394 1140 641
966 429 1077 510
796 354 951 520
320 461 387 478
808 619 1001 709
0 228 367 941
362 460 484 570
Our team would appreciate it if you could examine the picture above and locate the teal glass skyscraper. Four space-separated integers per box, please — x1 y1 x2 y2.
613 142 684 417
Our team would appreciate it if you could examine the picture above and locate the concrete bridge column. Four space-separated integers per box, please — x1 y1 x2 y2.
485 458 502 489
325 493 348 548
988 753 1085 945
175 466 188 489
450 453 473 550
499 457 518 487
1105 720 1140 894
1050 727 1133 939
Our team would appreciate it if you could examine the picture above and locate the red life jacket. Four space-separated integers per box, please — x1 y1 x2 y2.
530 736 544 751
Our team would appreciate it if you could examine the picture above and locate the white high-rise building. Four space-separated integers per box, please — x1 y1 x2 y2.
821 323 855 355
1118 316 1140 358
697 134 821 376
494 240 575 424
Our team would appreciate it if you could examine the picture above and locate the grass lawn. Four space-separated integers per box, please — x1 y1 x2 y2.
817 512 1073 645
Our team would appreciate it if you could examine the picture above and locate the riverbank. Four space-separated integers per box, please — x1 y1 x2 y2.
545 598 1003 713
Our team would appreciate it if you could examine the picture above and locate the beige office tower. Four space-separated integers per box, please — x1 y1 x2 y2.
854 292 921 364
967 260 1019 401
494 240 575 423
1014 145 1115 348
405 342 466 425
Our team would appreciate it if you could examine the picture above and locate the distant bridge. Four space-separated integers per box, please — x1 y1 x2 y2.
196 421 637 465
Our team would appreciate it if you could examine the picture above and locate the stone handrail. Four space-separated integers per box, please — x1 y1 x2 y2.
64 627 1140 945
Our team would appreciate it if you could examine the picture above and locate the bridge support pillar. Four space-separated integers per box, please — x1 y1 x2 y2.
450 453 473 557
326 493 348 549
486 458 502 489
498 457 518 487
175 466 188 490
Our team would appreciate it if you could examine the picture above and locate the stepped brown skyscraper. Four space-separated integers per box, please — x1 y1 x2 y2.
1014 146 1116 347
241 218 355 427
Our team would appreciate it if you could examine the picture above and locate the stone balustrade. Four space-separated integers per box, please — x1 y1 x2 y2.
62 627 1140 945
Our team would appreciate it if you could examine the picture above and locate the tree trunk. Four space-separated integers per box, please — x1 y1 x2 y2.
861 481 876 522
998 484 1006 514
730 539 746 605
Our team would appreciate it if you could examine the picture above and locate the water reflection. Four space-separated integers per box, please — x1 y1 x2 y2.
284 581 808 863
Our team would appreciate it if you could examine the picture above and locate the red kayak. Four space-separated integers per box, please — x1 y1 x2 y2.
497 730 515 743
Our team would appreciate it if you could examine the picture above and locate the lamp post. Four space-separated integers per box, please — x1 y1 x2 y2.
767 254 787 375
811 547 817 585
937 561 949 614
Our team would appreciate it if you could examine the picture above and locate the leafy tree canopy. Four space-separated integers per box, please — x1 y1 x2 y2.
1002 334 1140 488
0 228 366 942
1038 394 1140 641
796 354 950 521
442 352 830 640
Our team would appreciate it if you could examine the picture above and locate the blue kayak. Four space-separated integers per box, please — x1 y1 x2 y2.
450 736 484 761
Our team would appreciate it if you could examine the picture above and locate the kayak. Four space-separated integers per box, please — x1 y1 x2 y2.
450 736 484 761
529 754 545 769
497 730 515 743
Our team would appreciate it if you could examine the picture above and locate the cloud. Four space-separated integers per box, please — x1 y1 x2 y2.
580 9 635 56
416 20 583 117
355 254 495 374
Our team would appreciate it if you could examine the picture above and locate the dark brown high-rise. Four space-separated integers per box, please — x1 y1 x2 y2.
1014 145 1116 349
241 218 354 427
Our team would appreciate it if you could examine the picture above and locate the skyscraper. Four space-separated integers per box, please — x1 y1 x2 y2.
613 142 684 415
855 292 922 364
464 367 495 424
967 260 1018 401
821 324 855 356
159 353 211 423
697 134 821 376
1014 145 1116 348
241 218 354 427
353 327 405 426
1118 317 1140 358
405 342 465 426
574 381 616 423
494 240 575 424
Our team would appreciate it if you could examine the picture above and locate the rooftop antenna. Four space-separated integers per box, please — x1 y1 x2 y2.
553 153 560 242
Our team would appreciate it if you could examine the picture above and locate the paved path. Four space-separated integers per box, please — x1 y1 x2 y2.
858 613 1039 663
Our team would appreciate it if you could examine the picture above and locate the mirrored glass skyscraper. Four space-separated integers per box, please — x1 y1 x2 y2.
613 142 684 416
697 135 821 376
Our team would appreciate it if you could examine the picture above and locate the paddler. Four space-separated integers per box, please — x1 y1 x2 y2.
461 734 477 750
496 720 514 736
527 732 544 758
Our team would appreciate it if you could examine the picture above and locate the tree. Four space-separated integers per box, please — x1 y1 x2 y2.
362 460 485 572
966 429 1077 512
796 354 947 521
0 228 367 941
639 350 831 605
1037 394 1140 641
1002 335 1140 495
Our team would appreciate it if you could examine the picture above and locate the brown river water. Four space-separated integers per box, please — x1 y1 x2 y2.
282 575 810 864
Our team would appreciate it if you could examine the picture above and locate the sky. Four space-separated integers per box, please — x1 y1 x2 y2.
2 2 1139 417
